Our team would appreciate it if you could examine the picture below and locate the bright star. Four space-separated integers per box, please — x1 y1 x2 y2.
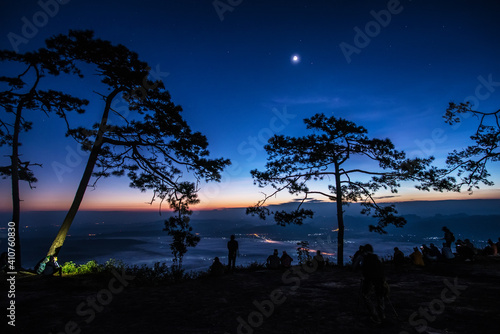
291 54 300 64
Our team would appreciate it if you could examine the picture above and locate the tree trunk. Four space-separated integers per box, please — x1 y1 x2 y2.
11 104 22 270
334 161 344 267
45 89 121 258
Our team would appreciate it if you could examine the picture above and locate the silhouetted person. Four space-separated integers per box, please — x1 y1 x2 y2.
393 247 405 267
464 239 475 252
280 251 293 269
209 257 225 276
429 243 441 260
456 239 475 261
361 244 387 324
227 235 238 272
442 226 455 248
496 237 500 254
267 249 281 269
421 244 437 263
487 239 498 256
352 245 365 271
43 256 62 277
421 244 431 261
313 250 325 270
410 247 425 267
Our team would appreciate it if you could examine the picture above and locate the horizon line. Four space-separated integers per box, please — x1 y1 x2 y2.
1 197 499 213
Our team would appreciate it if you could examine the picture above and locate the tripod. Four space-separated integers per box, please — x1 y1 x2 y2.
354 278 400 324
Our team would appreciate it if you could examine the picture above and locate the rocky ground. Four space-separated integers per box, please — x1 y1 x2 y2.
2 257 500 334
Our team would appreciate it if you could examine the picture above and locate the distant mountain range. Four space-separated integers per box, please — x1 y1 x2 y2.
191 199 500 221
190 199 500 241
1 199 498 242
0 199 498 268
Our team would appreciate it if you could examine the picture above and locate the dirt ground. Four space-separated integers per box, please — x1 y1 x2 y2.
2 258 500 334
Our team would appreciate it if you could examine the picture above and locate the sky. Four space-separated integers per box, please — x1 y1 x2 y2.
1 0 500 212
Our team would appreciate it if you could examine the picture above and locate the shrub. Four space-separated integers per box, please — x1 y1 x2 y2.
77 260 99 274
61 261 78 274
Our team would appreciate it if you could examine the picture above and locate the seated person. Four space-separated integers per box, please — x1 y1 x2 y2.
43 256 62 277
410 247 425 266
280 251 293 269
267 249 281 269
421 244 437 263
487 239 498 256
429 243 442 260
393 247 405 267
464 239 476 254
313 250 325 270
456 239 475 261
209 257 225 276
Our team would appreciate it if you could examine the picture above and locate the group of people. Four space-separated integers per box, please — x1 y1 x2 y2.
265 248 326 270
266 249 293 269
392 227 500 267
209 235 329 276
209 234 239 276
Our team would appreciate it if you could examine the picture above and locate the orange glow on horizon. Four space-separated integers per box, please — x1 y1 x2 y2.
0 187 499 212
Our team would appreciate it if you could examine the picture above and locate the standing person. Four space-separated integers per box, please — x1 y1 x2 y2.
227 235 238 272
361 244 387 324
442 226 455 248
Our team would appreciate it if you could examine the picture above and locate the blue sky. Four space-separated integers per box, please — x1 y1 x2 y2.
1 0 500 211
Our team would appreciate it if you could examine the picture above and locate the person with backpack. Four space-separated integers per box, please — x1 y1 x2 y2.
361 244 387 324
442 226 455 248
43 256 62 277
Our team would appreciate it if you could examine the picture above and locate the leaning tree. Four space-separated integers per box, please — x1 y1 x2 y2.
0 49 88 269
247 113 449 266
40 30 230 261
